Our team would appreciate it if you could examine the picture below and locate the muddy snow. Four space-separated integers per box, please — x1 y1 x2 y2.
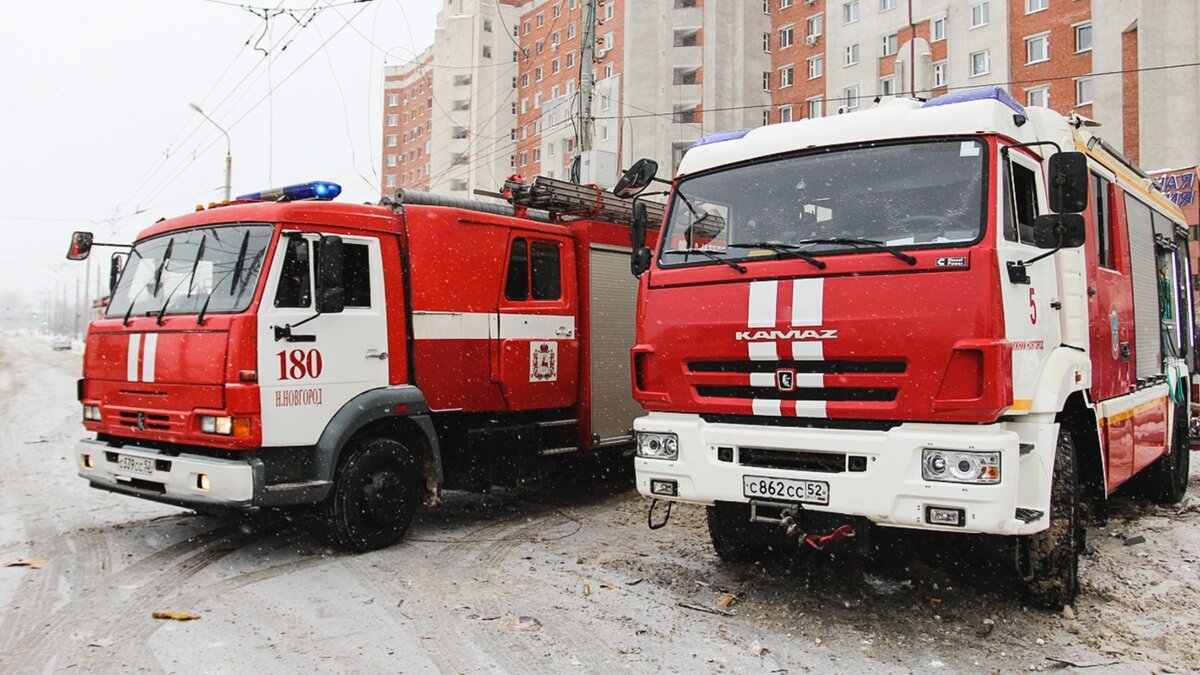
0 333 1196 673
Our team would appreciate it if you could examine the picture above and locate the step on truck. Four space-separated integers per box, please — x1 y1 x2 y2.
67 176 656 550
620 87 1194 608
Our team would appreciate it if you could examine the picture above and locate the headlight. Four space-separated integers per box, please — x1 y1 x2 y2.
636 432 679 460
922 448 1000 484
199 415 250 437
82 404 101 421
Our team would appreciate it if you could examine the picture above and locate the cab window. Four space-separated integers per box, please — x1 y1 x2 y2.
1003 159 1039 244
505 237 561 301
274 236 311 308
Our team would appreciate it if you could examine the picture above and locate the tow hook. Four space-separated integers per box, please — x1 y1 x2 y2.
647 498 673 530
779 507 856 550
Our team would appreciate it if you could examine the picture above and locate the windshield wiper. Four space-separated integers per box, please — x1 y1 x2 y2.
151 238 175 295
797 237 917 265
728 241 827 270
662 248 747 274
228 231 250 294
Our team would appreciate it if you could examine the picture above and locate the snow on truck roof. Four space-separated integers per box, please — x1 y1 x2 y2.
677 87 1049 178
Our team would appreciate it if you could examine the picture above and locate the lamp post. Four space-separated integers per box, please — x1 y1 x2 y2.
189 102 232 201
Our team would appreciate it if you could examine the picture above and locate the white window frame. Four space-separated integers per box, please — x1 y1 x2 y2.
879 76 896 97
933 60 948 87
843 0 860 24
808 13 824 37
807 97 823 118
1025 32 1049 65
970 2 989 28
1075 77 1094 106
780 25 795 49
969 49 990 77
844 84 860 109
880 0 896 10
808 54 823 79
781 0 793 8
1025 0 1049 13
1074 22 1092 53
779 105 794 123
1026 86 1049 108
932 16 946 42
882 32 898 56
763 71 771 91
844 42 860 66
779 65 795 88
763 32 771 52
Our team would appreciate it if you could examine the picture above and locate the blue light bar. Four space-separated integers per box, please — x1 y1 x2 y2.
236 181 343 202
922 86 1026 117
691 129 752 149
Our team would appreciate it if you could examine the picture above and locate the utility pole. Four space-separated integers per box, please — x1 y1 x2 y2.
575 0 598 157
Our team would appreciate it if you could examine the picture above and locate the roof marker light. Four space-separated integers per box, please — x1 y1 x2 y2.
690 129 753 149
922 86 1026 118
236 181 343 202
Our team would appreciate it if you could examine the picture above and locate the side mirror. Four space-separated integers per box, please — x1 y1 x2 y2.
315 236 345 314
631 201 652 276
109 252 128 293
614 158 660 198
67 231 94 261
1048 151 1088 214
1033 213 1086 249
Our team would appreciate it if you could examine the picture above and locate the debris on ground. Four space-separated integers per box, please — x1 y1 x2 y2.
678 602 735 617
1123 535 1146 547
152 611 201 621
506 616 542 632
3 558 45 569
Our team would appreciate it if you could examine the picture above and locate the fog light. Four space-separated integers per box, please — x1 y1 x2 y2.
200 415 245 436
82 453 94 469
636 432 679 460
650 479 678 497
82 404 101 421
922 448 1000 484
926 506 965 527
196 473 210 491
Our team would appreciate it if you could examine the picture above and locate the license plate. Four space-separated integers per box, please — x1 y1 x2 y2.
117 455 156 476
742 475 829 505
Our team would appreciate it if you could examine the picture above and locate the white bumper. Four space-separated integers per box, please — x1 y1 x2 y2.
77 438 257 507
634 412 1059 536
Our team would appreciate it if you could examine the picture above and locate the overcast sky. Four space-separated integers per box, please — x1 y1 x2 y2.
0 0 440 306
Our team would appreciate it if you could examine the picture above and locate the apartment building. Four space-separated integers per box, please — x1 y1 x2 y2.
380 0 529 199
767 0 1199 174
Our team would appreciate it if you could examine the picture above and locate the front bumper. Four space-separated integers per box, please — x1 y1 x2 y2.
76 437 259 508
634 412 1058 536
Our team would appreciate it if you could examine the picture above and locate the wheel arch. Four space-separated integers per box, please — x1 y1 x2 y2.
1057 390 1107 505
311 385 442 502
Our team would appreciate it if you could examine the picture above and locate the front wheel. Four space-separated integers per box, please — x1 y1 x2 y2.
320 437 421 552
1016 430 1082 609
706 502 790 563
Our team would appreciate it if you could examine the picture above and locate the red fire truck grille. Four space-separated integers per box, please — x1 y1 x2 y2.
116 411 175 432
688 359 906 403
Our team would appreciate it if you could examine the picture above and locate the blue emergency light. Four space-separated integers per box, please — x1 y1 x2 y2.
922 86 1026 117
236 181 343 202
690 128 753 149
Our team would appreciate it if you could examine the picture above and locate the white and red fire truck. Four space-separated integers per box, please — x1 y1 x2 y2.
622 87 1193 608
68 176 653 551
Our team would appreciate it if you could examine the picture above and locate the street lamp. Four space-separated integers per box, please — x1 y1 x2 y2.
189 102 232 201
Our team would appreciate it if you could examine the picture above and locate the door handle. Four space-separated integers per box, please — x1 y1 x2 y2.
366 351 388 360
555 326 573 337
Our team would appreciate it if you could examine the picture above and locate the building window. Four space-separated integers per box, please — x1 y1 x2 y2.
882 32 898 56
519 151 528 166
536 39 545 54
568 22 576 39
844 43 860 66
1027 86 1049 107
764 0 770 13
808 97 823 118
1075 23 1092 52
808 55 823 79
780 25 794 48
843 1 860 24
933 60 947 87
781 0 793 8
450 152 468 165
779 65 795 87
763 32 771 52
762 71 771 91
844 84 860 109
604 63 614 78
552 58 561 74
567 51 575 67
536 66 544 82
879 76 896 97
1076 77 1094 105
552 31 561 48
779 105 793 123
603 32 614 50
762 110 770 125
387 113 398 126
970 2 989 28
451 126 468 139
454 74 471 86
386 175 396 189
605 3 614 20
522 72 530 86
387 93 399 106
551 84 560 99
483 18 493 32
1026 0 1048 13
1026 34 1049 64
449 179 468 192
453 99 470 111
880 0 896 10
553 3 562 18
523 20 531 35
386 154 397 167
536 13 544 27
534 92 542 108
808 14 824 39
932 16 946 41
969 49 990 76
599 124 609 141
387 134 397 147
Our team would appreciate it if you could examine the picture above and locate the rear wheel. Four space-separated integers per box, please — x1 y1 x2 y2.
1017 430 1082 610
707 502 790 563
321 437 421 552
1134 402 1191 504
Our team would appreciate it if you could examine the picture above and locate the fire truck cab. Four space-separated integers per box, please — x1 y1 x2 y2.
70 179 645 550
625 87 1193 608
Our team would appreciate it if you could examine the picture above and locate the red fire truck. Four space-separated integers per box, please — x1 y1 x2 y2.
67 176 652 551
622 87 1193 608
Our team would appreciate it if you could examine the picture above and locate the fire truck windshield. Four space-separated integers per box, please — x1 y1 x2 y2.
106 224 273 320
659 138 988 267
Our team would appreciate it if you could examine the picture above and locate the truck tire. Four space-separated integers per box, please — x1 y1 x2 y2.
1017 430 1082 610
321 437 421 552
706 502 788 563
1133 402 1191 505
